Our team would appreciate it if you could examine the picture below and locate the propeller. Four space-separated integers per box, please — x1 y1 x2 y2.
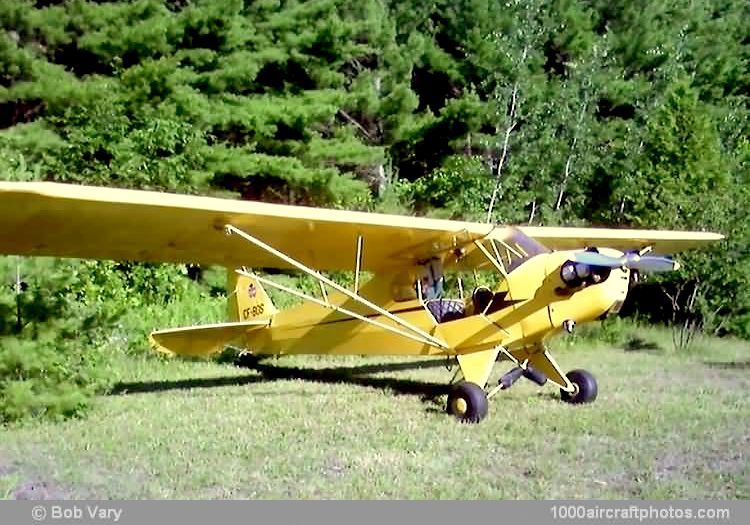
571 251 680 273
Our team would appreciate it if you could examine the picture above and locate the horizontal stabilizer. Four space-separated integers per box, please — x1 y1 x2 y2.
150 320 268 357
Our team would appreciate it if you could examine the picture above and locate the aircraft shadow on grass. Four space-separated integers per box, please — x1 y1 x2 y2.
109 357 453 408
703 359 750 370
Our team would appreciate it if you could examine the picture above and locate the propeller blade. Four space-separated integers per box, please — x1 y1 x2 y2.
628 255 680 272
571 252 624 268
572 252 679 272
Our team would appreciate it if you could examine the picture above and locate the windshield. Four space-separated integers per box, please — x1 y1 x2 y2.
502 228 550 272
467 226 549 274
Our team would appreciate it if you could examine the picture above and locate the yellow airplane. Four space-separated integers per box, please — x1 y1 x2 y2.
0 182 723 422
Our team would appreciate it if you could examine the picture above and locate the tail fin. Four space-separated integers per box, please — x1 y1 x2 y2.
227 271 278 322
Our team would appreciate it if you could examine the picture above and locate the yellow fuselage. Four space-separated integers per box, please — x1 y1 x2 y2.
244 250 630 357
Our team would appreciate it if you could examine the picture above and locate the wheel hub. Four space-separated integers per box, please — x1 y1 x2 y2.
451 398 468 415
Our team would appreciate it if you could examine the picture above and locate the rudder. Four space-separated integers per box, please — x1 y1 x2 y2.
227 271 278 322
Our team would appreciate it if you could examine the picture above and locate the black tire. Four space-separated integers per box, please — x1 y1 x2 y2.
446 381 488 423
234 352 262 369
560 369 598 404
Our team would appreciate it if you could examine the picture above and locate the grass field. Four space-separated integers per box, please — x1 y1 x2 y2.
1 328 749 499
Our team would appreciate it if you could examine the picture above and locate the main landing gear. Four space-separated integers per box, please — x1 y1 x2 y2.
446 381 488 423
560 369 598 404
445 367 598 423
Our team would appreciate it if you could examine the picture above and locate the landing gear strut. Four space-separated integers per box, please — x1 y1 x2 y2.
446 381 488 423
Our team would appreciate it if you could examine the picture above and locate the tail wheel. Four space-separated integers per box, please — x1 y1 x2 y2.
446 381 488 423
560 369 598 404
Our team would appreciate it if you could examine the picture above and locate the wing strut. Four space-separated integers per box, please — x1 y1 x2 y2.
354 234 363 295
225 224 449 349
237 269 441 348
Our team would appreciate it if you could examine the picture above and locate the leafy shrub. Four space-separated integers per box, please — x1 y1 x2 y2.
0 256 228 424
0 336 109 424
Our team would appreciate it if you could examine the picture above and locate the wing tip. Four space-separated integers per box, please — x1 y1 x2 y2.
519 225 725 252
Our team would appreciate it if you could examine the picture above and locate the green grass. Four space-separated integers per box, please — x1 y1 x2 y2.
1 328 748 499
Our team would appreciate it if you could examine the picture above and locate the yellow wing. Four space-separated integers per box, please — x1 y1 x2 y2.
0 182 490 270
0 182 723 271
517 226 723 253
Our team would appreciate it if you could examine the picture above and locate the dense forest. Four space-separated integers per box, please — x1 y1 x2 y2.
0 0 748 421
